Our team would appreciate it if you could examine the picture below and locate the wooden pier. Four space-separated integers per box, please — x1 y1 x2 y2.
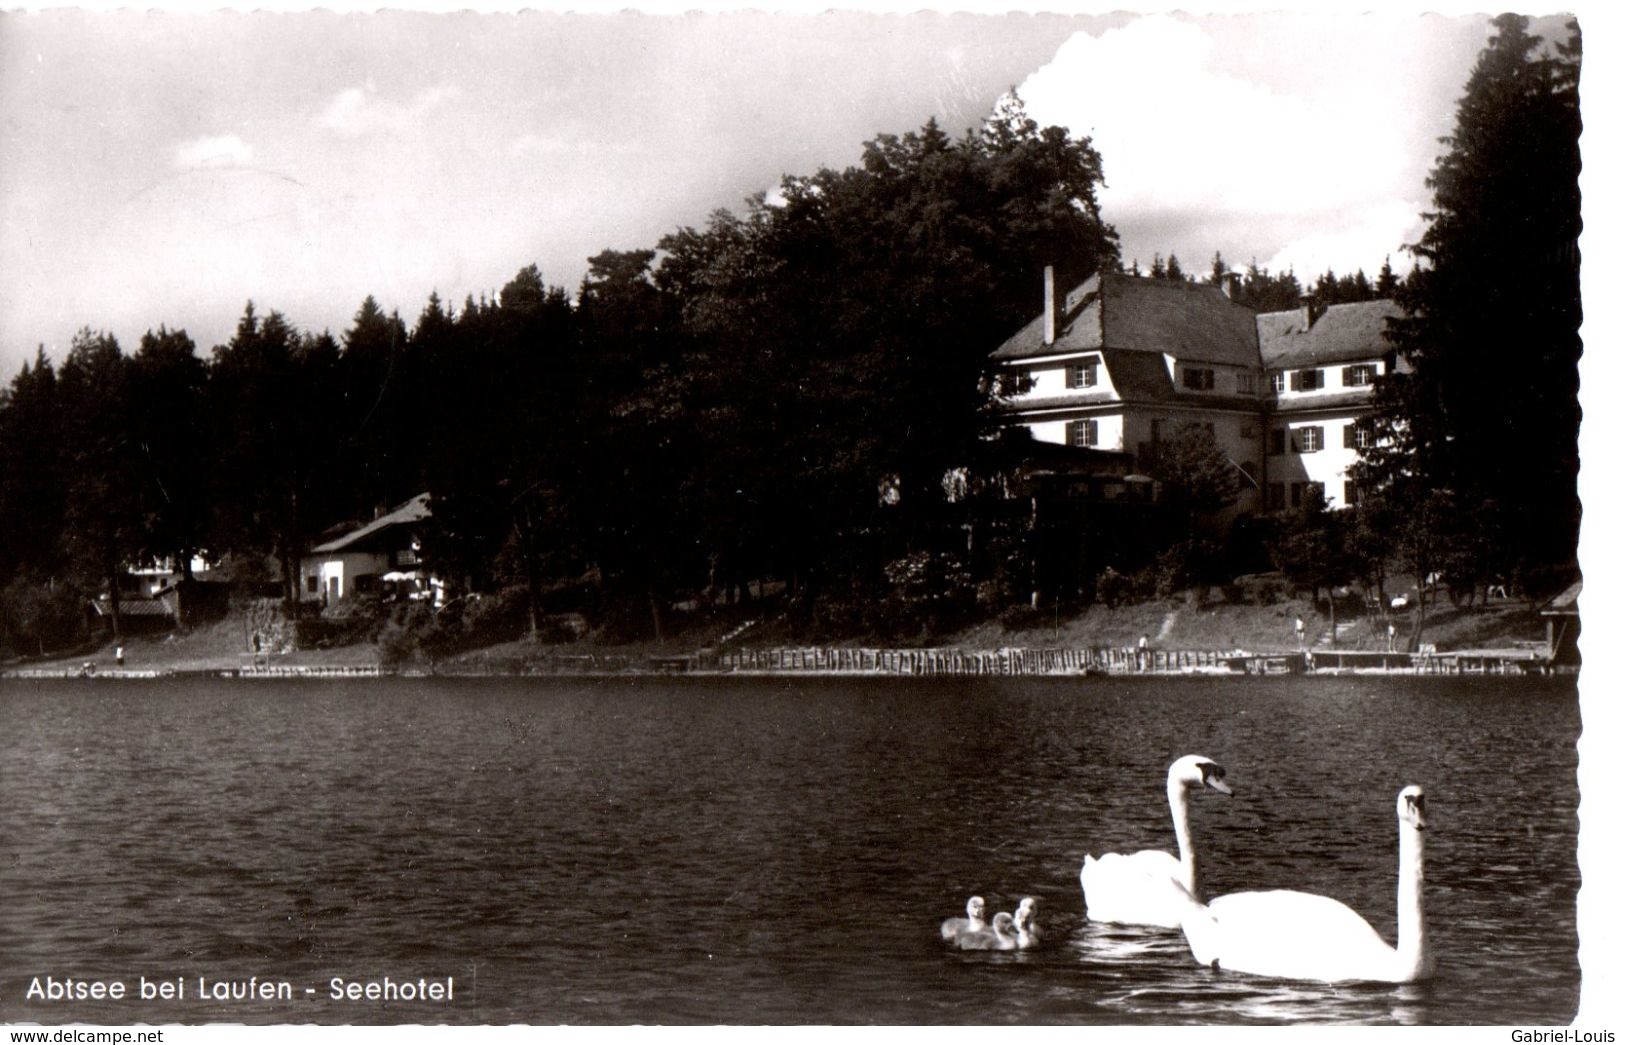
4 646 1564 681
658 644 1562 678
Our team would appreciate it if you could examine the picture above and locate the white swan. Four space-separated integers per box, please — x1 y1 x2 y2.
1175 785 1433 983
1080 754 1232 928
1013 897 1040 949
940 896 987 941
954 911 1018 951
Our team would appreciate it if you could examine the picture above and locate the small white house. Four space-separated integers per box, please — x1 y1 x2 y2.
300 493 438 606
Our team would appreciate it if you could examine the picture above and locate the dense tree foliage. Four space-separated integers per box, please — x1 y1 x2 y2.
651 100 1121 619
1357 15 1582 589
0 97 1126 653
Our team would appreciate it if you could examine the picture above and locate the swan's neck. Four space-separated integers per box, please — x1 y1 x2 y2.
1169 781 1199 897
1397 823 1429 976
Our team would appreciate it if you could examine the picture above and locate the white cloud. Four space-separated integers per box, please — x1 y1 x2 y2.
174 134 253 170
317 82 459 138
1015 15 1451 274
1265 199 1427 279
508 131 642 157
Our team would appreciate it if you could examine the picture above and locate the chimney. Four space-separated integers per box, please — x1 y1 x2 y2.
1300 296 1326 329
1221 272 1242 300
1044 265 1061 345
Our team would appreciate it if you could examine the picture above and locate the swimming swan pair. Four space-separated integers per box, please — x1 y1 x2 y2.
1080 754 1433 984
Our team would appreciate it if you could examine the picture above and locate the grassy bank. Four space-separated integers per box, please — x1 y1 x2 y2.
6 592 1550 677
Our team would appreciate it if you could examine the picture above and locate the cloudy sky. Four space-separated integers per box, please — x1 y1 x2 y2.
0 5 1581 378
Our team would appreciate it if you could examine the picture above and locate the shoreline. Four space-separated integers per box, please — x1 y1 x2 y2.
2 644 1569 681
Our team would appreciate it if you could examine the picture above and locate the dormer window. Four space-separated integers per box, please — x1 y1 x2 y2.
1289 369 1324 392
1181 367 1215 391
1067 360 1098 389
1270 371 1286 393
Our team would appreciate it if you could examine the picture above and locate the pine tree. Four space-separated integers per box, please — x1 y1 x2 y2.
57 329 139 636
1373 14 1582 578
0 350 67 585
128 326 208 584
1375 256 1401 297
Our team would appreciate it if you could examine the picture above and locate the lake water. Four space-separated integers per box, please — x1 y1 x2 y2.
0 673 1579 1025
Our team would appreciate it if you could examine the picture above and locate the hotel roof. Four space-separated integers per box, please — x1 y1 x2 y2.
1258 299 1404 369
991 272 1260 368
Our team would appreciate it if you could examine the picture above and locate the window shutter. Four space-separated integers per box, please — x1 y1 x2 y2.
1290 371 1303 391
1344 424 1355 448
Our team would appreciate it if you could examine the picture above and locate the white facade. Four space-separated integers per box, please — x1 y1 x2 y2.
306 551 390 604
1002 350 1114 402
1264 416 1367 510
1268 359 1389 403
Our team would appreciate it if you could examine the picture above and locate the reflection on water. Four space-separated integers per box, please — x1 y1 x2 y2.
0 674 1578 1025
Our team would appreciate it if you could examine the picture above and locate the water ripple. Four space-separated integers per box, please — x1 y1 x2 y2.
0 674 1579 1025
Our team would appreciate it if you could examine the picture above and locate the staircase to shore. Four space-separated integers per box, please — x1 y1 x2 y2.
1315 619 1364 648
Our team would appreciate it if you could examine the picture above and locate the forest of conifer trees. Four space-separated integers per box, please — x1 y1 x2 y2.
0 15 1582 660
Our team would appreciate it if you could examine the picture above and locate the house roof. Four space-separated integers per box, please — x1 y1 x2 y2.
1541 579 1582 616
991 273 1260 367
1258 299 1404 369
311 492 432 554
90 596 173 618
996 349 1261 417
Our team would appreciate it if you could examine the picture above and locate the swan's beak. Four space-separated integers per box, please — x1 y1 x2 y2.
1208 778 1232 795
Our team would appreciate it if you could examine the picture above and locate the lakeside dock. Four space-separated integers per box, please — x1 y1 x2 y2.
623 644 1564 678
